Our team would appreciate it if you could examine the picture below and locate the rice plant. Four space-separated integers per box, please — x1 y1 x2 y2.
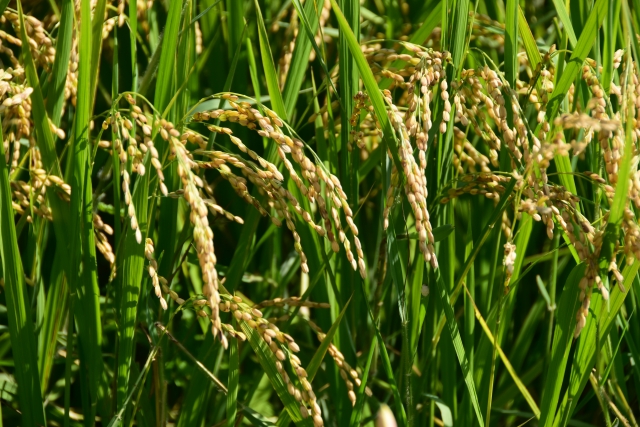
0 0 639 426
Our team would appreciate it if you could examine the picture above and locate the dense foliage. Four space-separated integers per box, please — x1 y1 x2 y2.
0 0 639 426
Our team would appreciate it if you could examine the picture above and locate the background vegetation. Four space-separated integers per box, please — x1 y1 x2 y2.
0 0 639 426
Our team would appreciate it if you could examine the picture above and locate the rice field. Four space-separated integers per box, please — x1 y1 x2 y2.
0 0 639 426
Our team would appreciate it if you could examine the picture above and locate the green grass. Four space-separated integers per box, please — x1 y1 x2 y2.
1 0 640 426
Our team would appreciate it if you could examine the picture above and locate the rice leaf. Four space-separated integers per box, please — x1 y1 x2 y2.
598 92 635 269
306 297 351 380
288 0 340 118
518 6 542 71
282 0 326 113
19 0 73 396
546 0 608 120
551 0 578 47
155 0 185 116
254 0 287 120
89 0 108 98
0 0 9 15
67 0 103 422
226 324 240 427
45 0 73 126
423 394 453 427
504 0 519 87
329 0 403 172
348 336 376 427
238 322 312 426
463 283 541 418
433 268 485 427
538 263 586 427
552 262 640 427
0 116 46 427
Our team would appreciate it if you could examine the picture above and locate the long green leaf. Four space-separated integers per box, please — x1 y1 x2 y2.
226 323 240 427
45 0 73 126
155 0 185 115
254 0 287 119
505 0 519 87
307 297 351 380
538 263 586 427
518 7 542 71
89 0 107 99
0 117 46 427
329 0 403 173
284 0 326 117
68 1 103 424
19 0 73 396
551 0 578 47
546 0 608 120
433 268 485 427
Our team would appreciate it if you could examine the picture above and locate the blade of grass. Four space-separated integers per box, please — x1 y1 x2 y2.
348 335 376 427
63 301 75 427
155 0 186 116
538 263 586 427
129 0 137 93
176 336 223 427
226 321 240 427
0 118 46 427
225 0 243 63
505 0 519 87
387 211 413 426
329 0 403 173
460 213 475 426
551 0 578 47
423 394 453 427
307 297 351 380
38 251 68 393
432 267 485 427
108 324 169 427
553 262 640 427
254 0 287 120
449 0 470 78
115 158 151 411
89 0 107 99
600 0 620 94
283 0 325 116
358 275 407 424
289 0 342 114
546 0 608 120
462 282 541 417
336 1 360 423
45 0 73 126
237 322 312 426
518 7 542 71
20 0 72 398
68 1 104 423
